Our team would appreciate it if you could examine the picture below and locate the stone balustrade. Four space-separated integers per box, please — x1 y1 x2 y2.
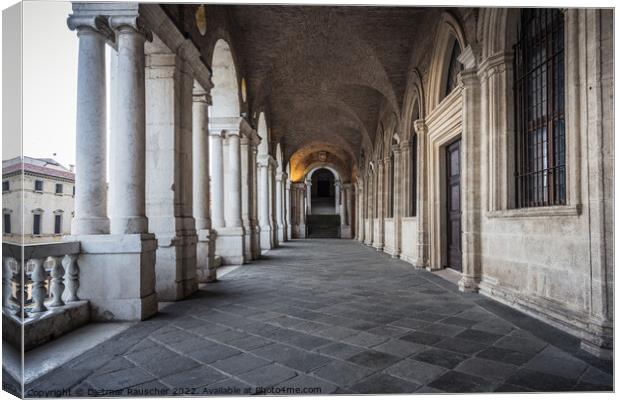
2 241 81 318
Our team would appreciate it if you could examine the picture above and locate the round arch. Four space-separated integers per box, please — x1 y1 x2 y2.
400 68 425 142
257 112 269 155
211 39 240 119
304 164 342 183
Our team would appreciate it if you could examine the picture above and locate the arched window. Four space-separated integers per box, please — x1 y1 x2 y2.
514 9 565 208
444 40 463 98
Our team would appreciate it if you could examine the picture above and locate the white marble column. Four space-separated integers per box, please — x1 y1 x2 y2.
268 159 278 248
414 121 429 269
239 126 254 261
285 178 292 240
108 18 149 235
209 131 225 229
193 82 216 283
306 180 312 215
68 16 111 235
298 183 307 238
258 156 273 250
373 161 385 250
390 144 402 257
73 13 157 322
249 135 261 259
334 180 341 214
276 173 285 242
225 131 243 228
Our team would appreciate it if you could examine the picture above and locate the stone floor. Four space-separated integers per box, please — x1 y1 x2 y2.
25 239 613 396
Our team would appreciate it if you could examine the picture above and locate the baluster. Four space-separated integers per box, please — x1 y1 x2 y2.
30 258 48 313
63 255 80 302
49 256 65 307
2 257 14 309
12 260 26 318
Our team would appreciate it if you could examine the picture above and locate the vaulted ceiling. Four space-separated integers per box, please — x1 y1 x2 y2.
226 6 437 162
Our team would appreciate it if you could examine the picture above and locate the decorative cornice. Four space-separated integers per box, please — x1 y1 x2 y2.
192 82 211 105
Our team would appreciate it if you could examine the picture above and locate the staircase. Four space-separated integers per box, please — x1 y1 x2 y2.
307 215 341 238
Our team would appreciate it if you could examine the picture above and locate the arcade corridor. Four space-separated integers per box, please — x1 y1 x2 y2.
26 240 612 395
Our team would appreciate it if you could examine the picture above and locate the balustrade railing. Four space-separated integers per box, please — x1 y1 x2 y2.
2 241 80 320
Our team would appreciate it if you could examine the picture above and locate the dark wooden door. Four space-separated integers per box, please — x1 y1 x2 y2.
446 140 462 272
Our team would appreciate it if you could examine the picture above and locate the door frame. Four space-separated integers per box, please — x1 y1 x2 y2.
444 138 462 271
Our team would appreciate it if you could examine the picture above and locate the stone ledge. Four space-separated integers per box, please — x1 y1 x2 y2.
485 204 582 219
3 301 90 352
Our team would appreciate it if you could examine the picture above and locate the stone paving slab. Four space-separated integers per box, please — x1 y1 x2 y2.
24 239 613 395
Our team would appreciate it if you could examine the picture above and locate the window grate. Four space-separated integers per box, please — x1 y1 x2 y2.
514 8 565 208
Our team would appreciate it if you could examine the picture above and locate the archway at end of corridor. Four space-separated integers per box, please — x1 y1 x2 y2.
305 167 341 238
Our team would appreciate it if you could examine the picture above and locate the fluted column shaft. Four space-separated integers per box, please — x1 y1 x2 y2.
109 22 148 234
69 20 110 235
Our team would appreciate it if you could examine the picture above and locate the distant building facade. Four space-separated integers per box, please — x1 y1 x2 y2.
2 157 75 244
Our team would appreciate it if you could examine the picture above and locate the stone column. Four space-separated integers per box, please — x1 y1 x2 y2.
334 180 341 215
373 161 385 250
209 131 225 229
240 131 253 261
457 46 482 293
391 144 402 257
268 159 279 248
298 183 307 238
306 180 312 215
72 13 156 321
225 132 243 228
276 173 285 242
193 82 216 283
68 16 111 235
340 183 353 239
249 135 261 259
258 156 273 250
285 178 292 240
414 121 429 269
357 180 365 243
144 40 198 301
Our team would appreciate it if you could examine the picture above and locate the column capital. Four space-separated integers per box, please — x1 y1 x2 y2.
108 15 152 41
391 144 401 154
210 116 244 136
413 119 428 136
257 154 275 167
193 81 212 105
67 15 114 42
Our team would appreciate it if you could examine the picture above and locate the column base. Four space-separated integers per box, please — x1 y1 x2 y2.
110 216 148 235
260 225 274 250
71 217 110 235
286 225 292 241
277 226 285 243
458 274 480 293
251 224 261 260
340 225 353 239
243 223 253 260
71 233 158 321
197 229 217 283
298 224 307 239
154 232 198 302
215 227 246 265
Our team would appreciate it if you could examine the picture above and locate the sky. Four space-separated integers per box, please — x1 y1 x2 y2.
22 1 78 168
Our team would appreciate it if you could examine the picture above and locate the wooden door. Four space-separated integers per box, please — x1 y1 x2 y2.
445 140 462 272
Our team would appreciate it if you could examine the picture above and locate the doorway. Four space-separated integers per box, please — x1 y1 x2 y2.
445 139 462 272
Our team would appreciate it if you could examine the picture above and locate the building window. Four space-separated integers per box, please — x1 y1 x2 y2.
34 180 43 192
33 214 41 235
410 135 417 217
2 181 8 192
514 9 565 208
54 214 62 234
3 213 10 234
55 183 63 194
444 40 463 98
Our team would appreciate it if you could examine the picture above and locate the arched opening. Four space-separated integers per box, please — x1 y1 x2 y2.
311 168 336 214
211 39 240 119
443 38 463 99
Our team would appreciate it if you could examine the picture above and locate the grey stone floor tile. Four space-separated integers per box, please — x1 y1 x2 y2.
389 318 432 330
312 360 374 387
341 331 389 347
372 338 428 357
315 342 365 360
202 378 254 396
366 325 410 338
252 343 331 372
160 365 227 388
138 354 201 378
226 334 274 351
87 367 155 391
420 322 468 337
471 318 515 335
455 328 503 345
506 368 578 392
523 346 589 379
428 370 497 393
384 358 447 385
412 348 469 369
400 331 444 345
211 353 272 375
349 372 421 394
476 346 535 366
189 343 241 364
495 335 548 355
433 336 489 355
455 357 518 381
125 346 180 365
238 363 298 387
346 349 403 370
